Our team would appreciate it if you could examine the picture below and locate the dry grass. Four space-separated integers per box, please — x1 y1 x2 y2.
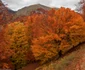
36 43 85 70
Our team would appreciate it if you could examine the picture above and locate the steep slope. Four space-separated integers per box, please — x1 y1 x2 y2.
0 0 14 25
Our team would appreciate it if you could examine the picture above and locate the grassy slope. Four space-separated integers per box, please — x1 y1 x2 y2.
36 43 85 70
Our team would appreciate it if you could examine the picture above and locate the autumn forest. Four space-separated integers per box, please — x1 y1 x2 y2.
0 0 85 70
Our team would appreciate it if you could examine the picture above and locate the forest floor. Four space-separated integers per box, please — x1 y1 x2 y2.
20 43 85 70
20 62 39 70
65 43 85 70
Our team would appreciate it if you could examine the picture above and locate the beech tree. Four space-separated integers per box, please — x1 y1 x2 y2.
30 7 85 62
4 22 30 69
0 27 14 69
31 34 61 63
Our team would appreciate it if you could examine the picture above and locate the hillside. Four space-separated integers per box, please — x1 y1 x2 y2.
0 0 85 70
15 4 51 17
21 43 85 70
35 43 85 70
0 0 54 23
0 0 54 25
0 0 14 25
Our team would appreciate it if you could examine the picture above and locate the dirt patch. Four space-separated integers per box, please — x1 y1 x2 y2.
21 62 40 70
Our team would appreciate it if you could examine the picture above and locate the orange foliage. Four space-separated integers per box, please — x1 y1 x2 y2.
31 34 61 63
0 6 85 67
28 7 85 62
0 27 14 69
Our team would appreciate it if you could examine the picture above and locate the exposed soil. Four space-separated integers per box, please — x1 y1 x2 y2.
21 62 40 70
